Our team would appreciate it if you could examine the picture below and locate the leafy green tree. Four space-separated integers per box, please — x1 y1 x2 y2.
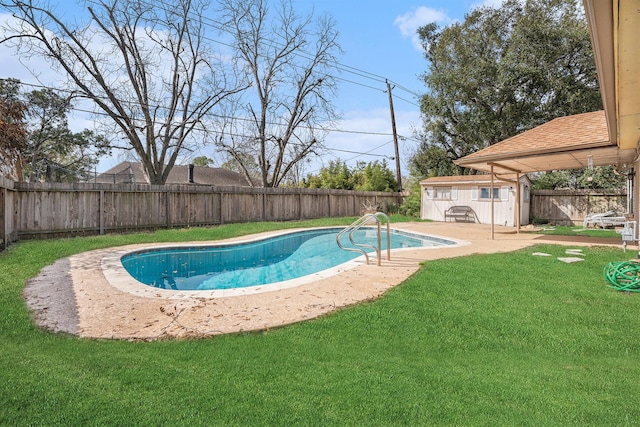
301 174 321 189
302 159 399 192
531 166 626 190
414 0 601 175
24 89 68 177
40 129 110 182
191 156 212 167
0 81 110 182
20 88 110 182
397 178 422 217
409 145 458 179
328 161 352 190
530 170 573 190
23 88 110 182
303 159 352 190
352 160 399 192
577 166 627 190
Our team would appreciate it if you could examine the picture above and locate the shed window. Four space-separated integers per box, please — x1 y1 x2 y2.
479 187 500 200
477 186 509 201
434 186 452 199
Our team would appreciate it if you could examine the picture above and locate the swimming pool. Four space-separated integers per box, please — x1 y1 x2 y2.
120 227 456 291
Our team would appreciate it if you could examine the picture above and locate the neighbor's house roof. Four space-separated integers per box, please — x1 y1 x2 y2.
420 174 529 186
94 161 251 186
455 111 637 175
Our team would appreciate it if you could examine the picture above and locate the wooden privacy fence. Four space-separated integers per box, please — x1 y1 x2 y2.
0 176 16 250
0 180 402 248
530 189 627 225
0 180 628 250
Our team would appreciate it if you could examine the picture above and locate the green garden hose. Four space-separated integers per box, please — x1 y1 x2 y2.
603 260 640 292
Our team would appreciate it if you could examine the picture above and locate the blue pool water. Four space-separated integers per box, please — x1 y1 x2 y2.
121 228 455 291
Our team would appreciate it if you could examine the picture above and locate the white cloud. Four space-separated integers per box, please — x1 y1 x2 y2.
394 7 452 51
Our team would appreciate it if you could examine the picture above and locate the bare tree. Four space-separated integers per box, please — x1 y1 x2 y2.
218 0 341 187
1 0 245 184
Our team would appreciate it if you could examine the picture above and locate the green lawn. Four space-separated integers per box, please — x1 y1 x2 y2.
1 219 639 425
534 225 621 238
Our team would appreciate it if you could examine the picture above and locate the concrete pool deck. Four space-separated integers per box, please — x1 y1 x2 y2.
23 222 624 340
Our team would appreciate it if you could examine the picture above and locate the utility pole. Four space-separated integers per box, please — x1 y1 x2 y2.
386 80 402 191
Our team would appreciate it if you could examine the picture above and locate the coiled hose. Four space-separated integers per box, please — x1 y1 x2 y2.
603 260 640 292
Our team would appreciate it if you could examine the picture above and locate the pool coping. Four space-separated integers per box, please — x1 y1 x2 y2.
101 227 467 300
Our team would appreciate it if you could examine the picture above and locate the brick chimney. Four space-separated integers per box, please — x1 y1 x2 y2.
188 164 195 183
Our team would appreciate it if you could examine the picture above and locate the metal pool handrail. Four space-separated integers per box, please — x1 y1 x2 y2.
336 212 391 266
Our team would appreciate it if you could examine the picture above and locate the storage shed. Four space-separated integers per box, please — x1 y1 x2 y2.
420 174 531 227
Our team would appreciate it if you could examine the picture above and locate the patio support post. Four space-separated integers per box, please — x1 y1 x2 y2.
633 167 639 245
516 172 521 233
491 164 495 240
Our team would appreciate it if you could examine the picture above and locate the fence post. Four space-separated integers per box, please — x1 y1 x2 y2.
219 191 224 225
99 189 105 235
0 186 5 250
165 187 171 228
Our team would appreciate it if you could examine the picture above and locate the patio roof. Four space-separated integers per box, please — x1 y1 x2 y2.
455 111 637 174
420 174 527 186
583 0 640 152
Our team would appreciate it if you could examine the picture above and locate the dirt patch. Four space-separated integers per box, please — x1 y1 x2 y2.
24 258 80 335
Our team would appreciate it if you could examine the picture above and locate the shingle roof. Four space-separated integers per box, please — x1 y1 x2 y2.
454 110 636 174
94 162 251 186
167 164 251 186
460 111 609 162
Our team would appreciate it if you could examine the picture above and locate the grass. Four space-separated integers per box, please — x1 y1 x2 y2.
533 224 621 238
2 217 640 425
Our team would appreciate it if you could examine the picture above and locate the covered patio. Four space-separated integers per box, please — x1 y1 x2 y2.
454 111 637 238
454 0 640 239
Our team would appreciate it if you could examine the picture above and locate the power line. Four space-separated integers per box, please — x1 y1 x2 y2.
4 78 401 138
6 0 424 115
344 140 395 162
1 0 425 164
82 0 423 101
2 78 407 161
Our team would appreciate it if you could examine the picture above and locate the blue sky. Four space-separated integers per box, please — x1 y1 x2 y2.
0 0 497 176
300 0 472 174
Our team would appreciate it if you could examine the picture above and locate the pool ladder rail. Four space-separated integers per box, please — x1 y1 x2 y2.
336 212 391 266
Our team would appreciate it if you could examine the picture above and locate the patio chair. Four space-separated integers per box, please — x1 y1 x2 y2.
599 215 628 228
583 210 626 228
583 210 615 228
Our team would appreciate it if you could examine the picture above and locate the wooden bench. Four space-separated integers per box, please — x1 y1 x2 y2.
444 205 475 222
